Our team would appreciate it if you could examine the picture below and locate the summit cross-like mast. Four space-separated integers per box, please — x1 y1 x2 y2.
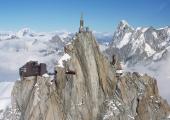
79 13 84 33
80 13 84 28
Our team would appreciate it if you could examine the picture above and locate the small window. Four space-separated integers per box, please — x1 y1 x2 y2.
21 68 27 72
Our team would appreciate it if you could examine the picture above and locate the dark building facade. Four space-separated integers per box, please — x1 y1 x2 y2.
19 61 47 78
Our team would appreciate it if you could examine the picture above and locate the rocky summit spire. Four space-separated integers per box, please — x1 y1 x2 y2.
79 13 84 33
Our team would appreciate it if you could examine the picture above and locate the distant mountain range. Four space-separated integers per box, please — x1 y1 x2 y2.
105 20 170 65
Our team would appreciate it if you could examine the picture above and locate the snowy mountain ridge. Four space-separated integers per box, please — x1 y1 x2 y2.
107 20 170 65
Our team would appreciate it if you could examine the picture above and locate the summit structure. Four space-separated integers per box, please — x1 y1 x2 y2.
79 13 89 33
79 13 84 32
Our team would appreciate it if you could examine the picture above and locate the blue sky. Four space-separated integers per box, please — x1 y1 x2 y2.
0 0 170 32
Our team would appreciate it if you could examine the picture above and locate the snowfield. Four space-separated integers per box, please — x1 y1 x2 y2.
144 43 156 57
57 53 71 68
117 32 132 48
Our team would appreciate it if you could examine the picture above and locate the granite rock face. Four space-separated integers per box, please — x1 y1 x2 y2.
11 32 170 120
103 72 170 120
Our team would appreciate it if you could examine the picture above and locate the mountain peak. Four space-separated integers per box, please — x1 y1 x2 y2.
17 28 32 38
120 20 129 26
117 20 134 32
119 20 130 28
